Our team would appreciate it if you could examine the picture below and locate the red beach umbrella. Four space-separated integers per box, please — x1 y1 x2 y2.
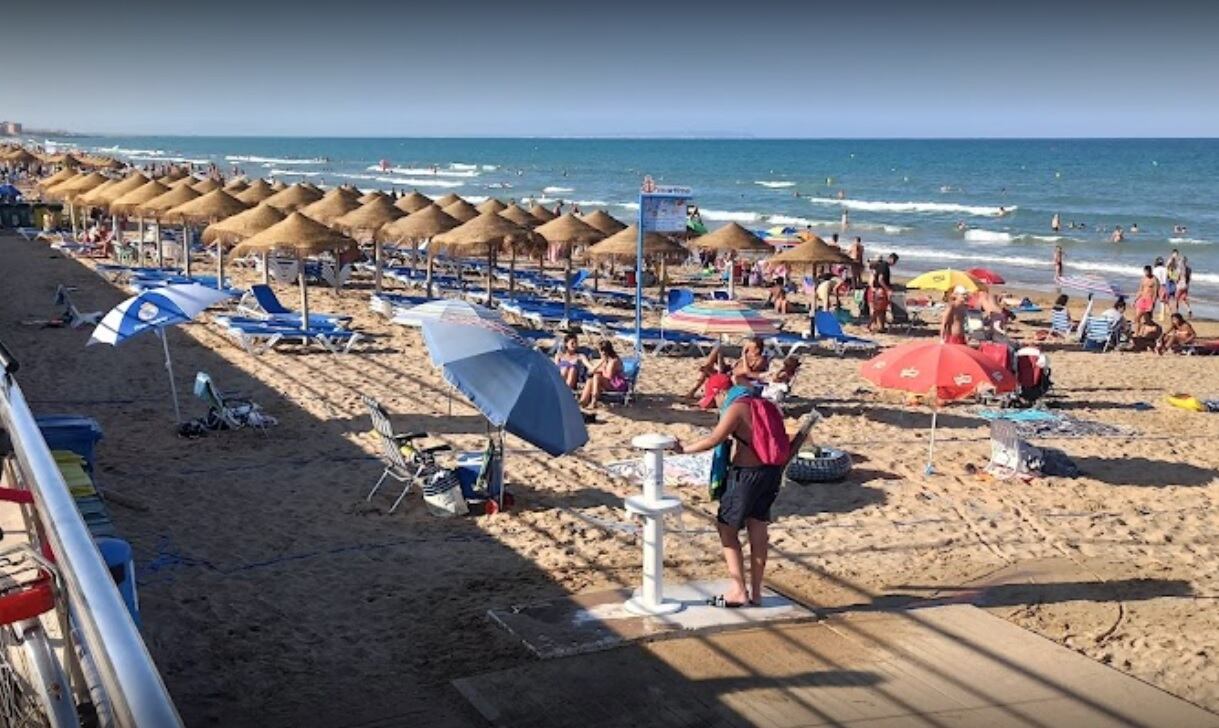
968 268 1005 285
860 341 1014 473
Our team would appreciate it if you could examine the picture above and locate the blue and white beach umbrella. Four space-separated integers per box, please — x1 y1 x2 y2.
89 283 235 421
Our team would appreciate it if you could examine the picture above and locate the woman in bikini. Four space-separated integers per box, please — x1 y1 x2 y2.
554 333 591 391
580 340 628 407
1156 313 1197 355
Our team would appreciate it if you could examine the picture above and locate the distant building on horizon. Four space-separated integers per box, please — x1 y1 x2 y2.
0 121 22 136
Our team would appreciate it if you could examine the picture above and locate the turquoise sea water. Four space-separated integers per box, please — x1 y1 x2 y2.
30 135 1219 303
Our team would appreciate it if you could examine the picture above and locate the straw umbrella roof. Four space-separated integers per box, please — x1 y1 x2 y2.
498 204 539 227
432 210 532 257
442 199 479 222
42 171 87 196
769 235 855 266
38 168 78 189
85 156 125 170
74 179 120 208
580 209 628 235
394 190 433 213
166 176 198 189
224 178 249 192
377 204 459 243
110 180 171 216
89 172 151 208
137 184 201 217
164 189 251 224
235 179 275 204
299 190 362 224
333 196 405 234
45 152 83 168
263 183 324 211
475 198 508 214
529 204 557 222
53 171 110 200
230 212 357 257
689 222 770 253
433 193 463 208
161 169 189 181
3 149 39 166
192 177 223 193
588 225 686 260
270 180 288 191
534 213 605 247
358 190 390 204
202 203 285 245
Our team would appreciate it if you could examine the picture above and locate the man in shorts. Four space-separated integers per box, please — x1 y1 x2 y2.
673 374 782 608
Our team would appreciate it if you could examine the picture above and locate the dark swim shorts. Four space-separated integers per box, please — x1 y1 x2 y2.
717 465 783 530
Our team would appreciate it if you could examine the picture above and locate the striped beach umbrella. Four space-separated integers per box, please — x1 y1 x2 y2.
88 283 236 422
391 298 505 329
662 299 780 337
1055 274 1122 298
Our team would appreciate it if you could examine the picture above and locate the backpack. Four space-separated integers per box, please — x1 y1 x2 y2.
743 397 791 466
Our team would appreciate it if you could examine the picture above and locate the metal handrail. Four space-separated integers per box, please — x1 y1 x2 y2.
0 342 182 727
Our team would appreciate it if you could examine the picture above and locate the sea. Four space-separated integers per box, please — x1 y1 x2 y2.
28 135 1219 309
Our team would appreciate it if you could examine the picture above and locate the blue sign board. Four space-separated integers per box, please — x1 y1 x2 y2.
633 177 693 354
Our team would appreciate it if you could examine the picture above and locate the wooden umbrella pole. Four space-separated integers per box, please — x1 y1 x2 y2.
262 251 270 285
216 239 224 291
509 248 517 296
425 242 435 299
137 216 145 267
373 239 383 293
486 248 495 307
299 251 310 328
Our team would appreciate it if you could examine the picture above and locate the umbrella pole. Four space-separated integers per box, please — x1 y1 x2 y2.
486 249 494 307
138 216 145 267
299 254 310 329
925 408 938 475
374 239 383 293
216 242 224 291
728 252 736 299
183 223 192 278
156 220 164 268
159 329 181 423
509 249 517 297
69 202 77 237
425 248 434 299
563 254 572 321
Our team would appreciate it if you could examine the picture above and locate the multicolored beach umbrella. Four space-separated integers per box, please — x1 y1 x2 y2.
88 283 235 422
662 299 780 337
1055 274 1122 298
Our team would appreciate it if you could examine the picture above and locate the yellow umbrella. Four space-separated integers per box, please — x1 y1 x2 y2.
906 268 986 293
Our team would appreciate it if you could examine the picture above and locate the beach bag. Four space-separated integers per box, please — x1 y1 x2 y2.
744 398 791 466
421 469 469 518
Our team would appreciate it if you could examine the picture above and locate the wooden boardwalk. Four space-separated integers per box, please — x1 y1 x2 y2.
455 604 1219 728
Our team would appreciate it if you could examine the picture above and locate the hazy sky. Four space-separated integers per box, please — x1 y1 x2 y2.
5 0 1218 137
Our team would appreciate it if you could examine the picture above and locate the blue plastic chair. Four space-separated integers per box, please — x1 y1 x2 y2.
813 310 877 355
601 356 641 406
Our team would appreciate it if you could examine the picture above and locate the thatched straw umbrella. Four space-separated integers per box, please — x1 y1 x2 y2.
580 209 627 236
3 148 39 168
87 172 152 246
74 179 119 209
432 193 463 208
38 168 78 190
299 189 361 225
442 199 479 222
45 152 83 169
688 222 771 298
588 225 687 300
498 205 537 227
224 178 250 193
165 190 251 286
86 156 126 171
138 185 202 271
432 211 532 305
270 180 288 191
192 178 223 194
51 171 110 233
475 198 508 214
334 197 405 291
235 179 275 204
165 176 198 189
529 204 557 223
202 203 286 285
769 234 855 268
377 204 459 296
230 212 357 325
263 183 323 212
110 179 170 262
535 213 606 317
495 205 546 289
357 190 390 205
394 190 432 213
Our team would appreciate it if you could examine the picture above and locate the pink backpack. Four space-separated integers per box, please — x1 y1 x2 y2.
743 397 791 466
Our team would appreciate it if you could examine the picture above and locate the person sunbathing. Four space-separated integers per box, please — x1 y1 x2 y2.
732 337 771 388
687 345 728 399
772 286 790 314
1128 311 1161 352
580 340 628 407
554 333 591 390
1156 313 1197 354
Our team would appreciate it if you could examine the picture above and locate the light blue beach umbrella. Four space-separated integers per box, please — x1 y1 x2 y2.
420 318 588 457
391 298 504 328
88 283 235 422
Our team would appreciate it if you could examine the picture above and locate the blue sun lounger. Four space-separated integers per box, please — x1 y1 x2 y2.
813 311 878 355
238 284 352 327
764 331 815 359
217 317 362 354
612 327 715 356
369 292 432 318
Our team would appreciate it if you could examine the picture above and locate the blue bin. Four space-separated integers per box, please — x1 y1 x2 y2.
36 415 103 472
95 537 139 628
455 451 502 500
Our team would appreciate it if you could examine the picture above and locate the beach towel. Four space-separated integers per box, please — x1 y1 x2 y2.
709 385 751 500
603 453 712 487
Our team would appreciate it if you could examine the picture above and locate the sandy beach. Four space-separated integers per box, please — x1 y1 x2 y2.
1 226 1217 726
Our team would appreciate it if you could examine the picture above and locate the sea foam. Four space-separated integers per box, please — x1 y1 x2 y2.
807 197 1015 217
755 180 796 188
227 155 325 165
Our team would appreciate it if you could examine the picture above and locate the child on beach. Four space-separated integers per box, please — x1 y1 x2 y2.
867 278 890 332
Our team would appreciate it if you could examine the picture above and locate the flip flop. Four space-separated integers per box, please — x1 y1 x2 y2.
706 595 746 609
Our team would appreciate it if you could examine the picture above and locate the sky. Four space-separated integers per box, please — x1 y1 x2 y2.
5 0 1219 138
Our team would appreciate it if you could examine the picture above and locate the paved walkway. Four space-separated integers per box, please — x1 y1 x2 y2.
455 604 1219 728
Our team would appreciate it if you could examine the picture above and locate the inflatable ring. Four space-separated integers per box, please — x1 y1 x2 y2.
1166 393 1206 412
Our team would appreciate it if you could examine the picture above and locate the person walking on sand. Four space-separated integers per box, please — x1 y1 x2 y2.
672 374 789 608
940 286 969 344
1135 265 1159 318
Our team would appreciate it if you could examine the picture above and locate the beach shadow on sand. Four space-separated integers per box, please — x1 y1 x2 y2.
1074 456 1218 487
775 481 888 517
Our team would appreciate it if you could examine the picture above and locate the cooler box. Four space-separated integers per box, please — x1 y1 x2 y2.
36 416 103 472
455 451 503 500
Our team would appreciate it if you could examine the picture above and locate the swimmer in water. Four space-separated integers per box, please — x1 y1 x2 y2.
1130 223 1139 233
956 221 968 232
